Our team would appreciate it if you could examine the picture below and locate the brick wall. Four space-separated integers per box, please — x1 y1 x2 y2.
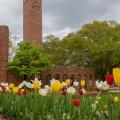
41 66 95 91
0 26 9 82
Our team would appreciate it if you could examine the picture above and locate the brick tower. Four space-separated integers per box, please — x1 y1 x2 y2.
0 26 9 81
23 0 42 45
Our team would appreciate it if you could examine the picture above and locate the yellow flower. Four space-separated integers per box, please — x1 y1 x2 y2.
66 79 71 85
33 80 40 90
81 80 85 87
51 80 62 92
12 87 19 94
21 89 25 93
9 83 15 90
113 68 120 86
114 96 119 103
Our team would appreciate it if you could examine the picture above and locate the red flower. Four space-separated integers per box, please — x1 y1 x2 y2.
62 90 67 96
22 89 27 95
17 90 22 95
1 86 6 94
105 74 114 85
16 82 21 86
79 89 84 96
73 99 80 107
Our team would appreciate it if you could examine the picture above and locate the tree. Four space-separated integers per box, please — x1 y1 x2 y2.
7 42 52 80
43 21 120 80
43 35 69 66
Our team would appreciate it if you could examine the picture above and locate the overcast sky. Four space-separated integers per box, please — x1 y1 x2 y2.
0 0 120 39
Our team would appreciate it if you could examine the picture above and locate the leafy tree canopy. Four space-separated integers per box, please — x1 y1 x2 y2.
43 20 120 79
7 42 52 79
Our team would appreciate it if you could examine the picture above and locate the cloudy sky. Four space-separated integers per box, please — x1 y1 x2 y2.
0 0 120 39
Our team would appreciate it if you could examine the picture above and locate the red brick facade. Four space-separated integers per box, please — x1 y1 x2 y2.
23 0 42 45
0 26 9 82
41 66 95 91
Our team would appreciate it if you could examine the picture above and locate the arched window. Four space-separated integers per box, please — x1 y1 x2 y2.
77 74 81 83
62 74 68 81
46 74 51 85
54 74 60 80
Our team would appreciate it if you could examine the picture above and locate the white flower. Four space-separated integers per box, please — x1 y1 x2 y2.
67 87 76 95
44 85 50 92
39 89 48 96
25 82 32 88
39 80 42 86
50 79 56 85
96 81 109 91
23 81 27 85
81 88 85 94
1 83 8 87
73 81 79 87
6 87 11 92
62 82 67 87
18 83 24 88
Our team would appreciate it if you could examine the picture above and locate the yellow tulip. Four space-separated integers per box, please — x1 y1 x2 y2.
33 80 40 89
9 83 15 90
51 80 62 92
113 68 120 86
114 96 119 103
66 79 71 85
12 87 19 94
81 80 85 87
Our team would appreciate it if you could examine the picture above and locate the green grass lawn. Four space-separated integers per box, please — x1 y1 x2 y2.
0 92 120 120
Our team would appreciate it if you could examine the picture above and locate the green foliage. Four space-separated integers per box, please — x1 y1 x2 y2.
43 20 120 79
7 42 51 78
0 93 120 120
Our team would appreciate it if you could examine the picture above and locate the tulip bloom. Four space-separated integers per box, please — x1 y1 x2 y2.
81 80 85 87
51 80 62 92
113 68 120 86
33 80 40 89
66 79 71 85
17 89 21 95
105 74 114 85
114 96 119 103
12 87 19 94
9 83 15 90
73 99 80 107
79 89 84 96
22 89 27 95
62 90 67 96
1 86 6 94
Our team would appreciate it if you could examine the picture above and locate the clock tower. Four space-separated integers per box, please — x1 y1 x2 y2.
23 0 42 45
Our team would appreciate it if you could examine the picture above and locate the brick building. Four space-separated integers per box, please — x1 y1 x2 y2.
41 66 95 90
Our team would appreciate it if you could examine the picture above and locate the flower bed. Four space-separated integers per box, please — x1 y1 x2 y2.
0 79 119 120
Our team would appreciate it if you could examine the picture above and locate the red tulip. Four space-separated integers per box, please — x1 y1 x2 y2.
17 89 21 95
16 82 21 86
22 89 27 95
79 89 84 96
62 90 67 96
73 99 80 107
105 74 114 85
1 86 6 94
